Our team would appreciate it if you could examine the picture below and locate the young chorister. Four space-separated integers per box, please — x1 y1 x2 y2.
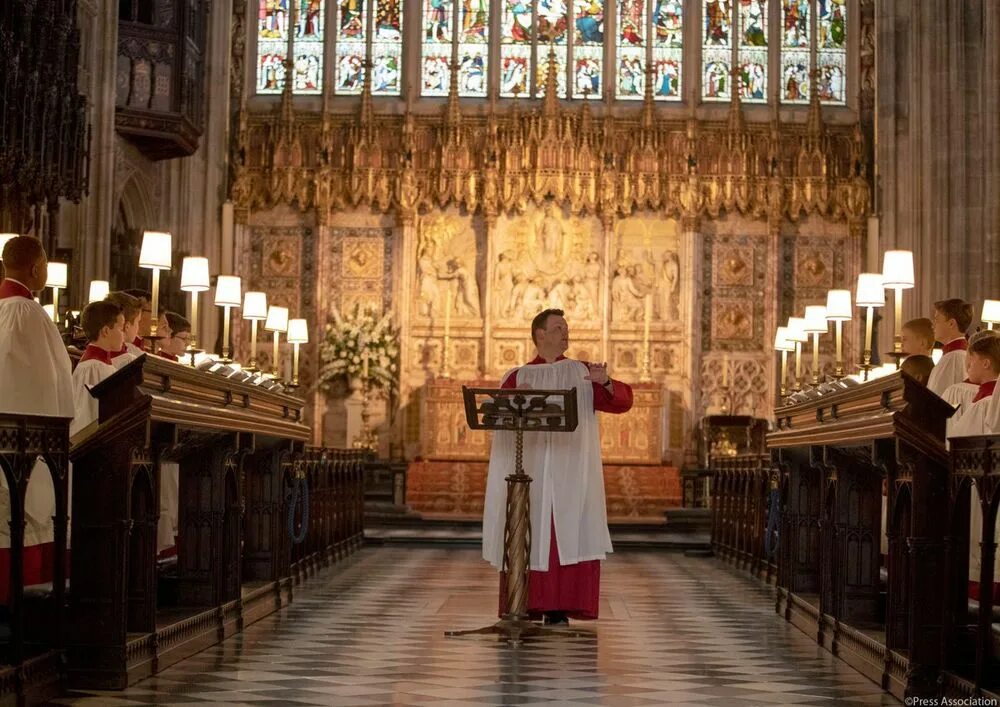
71 300 132 438
105 291 145 363
156 311 191 362
927 298 974 396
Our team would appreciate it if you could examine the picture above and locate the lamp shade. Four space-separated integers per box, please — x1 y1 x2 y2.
243 291 268 320
180 257 211 292
881 250 914 289
287 318 309 344
264 305 289 333
786 317 810 343
88 280 110 303
0 233 16 260
982 299 1000 325
932 348 943 365
855 273 885 307
774 326 795 352
45 262 67 288
42 304 54 320
825 289 853 321
214 275 242 307
139 231 172 270
803 305 828 333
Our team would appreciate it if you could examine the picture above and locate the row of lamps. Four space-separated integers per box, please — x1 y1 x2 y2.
775 249 1000 397
0 231 311 386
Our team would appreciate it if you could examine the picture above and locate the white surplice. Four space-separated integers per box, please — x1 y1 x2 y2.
482 359 611 571
0 285 73 584
70 354 133 437
928 347 968 397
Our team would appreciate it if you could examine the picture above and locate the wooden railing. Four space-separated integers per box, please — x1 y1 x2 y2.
0 354 369 702
710 372 999 702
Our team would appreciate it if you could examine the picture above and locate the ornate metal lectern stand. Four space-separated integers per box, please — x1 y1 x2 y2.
445 386 579 645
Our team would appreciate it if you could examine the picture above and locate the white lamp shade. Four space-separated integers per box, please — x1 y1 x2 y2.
803 305 829 334
786 317 810 343
45 262 67 289
855 273 885 307
180 257 211 292
243 291 269 320
825 289 853 321
881 250 915 289
982 299 1000 324
214 275 242 307
0 233 17 260
287 318 309 344
139 231 172 270
932 348 943 365
264 305 289 333
42 304 54 319
88 280 110 303
774 326 795 352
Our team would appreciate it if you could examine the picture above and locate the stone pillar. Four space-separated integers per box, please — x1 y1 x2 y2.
680 214 702 456
876 0 1000 321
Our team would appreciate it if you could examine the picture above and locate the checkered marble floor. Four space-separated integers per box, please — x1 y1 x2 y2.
53 547 900 706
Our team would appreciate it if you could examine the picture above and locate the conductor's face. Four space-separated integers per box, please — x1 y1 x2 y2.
536 314 569 358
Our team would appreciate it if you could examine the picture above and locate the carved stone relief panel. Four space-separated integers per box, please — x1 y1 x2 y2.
413 213 483 323
492 206 602 328
700 357 770 418
612 216 681 326
702 232 767 352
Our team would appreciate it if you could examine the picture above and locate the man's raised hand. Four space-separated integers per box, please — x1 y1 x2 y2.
584 362 610 385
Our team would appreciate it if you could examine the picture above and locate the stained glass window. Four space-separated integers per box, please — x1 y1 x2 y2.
616 0 644 100
293 0 325 94
499 0 532 97
702 0 732 101
458 0 489 96
780 0 809 102
781 0 847 104
335 0 366 94
371 0 402 95
652 0 682 100
422 0 452 97
257 0 289 94
571 0 604 99
536 0 569 98
737 0 766 102
817 0 846 103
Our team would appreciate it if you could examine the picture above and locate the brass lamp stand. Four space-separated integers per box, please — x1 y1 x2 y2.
446 386 579 646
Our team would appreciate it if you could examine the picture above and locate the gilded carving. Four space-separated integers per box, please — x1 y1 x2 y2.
713 246 753 287
492 206 600 324
613 217 681 323
342 238 384 279
712 299 755 342
415 214 482 320
795 247 834 289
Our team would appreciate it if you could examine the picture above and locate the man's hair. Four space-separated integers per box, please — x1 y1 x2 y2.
933 298 974 333
106 291 142 322
81 300 122 342
900 355 934 385
124 288 152 303
1 236 44 272
902 317 934 346
163 311 191 335
531 308 564 344
969 331 1000 372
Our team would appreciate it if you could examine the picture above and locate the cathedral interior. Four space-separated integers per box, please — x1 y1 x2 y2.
1 0 999 704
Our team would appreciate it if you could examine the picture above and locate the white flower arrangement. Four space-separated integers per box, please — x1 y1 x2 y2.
318 303 400 393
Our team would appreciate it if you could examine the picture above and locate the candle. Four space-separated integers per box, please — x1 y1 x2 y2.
363 351 369 381
444 289 452 338
722 353 729 387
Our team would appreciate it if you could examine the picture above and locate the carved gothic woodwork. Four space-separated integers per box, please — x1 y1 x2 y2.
0 0 89 239
116 0 208 160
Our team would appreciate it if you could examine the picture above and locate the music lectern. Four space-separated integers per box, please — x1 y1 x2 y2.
445 386 578 645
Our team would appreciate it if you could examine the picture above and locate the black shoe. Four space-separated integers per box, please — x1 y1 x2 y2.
543 612 569 625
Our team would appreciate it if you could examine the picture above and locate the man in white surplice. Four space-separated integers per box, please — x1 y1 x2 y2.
927 298 974 396
483 308 633 625
0 236 74 602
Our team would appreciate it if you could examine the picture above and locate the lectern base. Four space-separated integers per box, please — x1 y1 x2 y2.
445 616 589 646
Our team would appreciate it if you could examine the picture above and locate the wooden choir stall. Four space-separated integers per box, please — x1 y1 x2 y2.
710 371 1000 702
0 354 367 703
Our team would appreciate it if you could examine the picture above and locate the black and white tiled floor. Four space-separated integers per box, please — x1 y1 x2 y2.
54 547 900 706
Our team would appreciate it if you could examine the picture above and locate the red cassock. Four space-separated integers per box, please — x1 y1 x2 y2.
497 355 633 620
